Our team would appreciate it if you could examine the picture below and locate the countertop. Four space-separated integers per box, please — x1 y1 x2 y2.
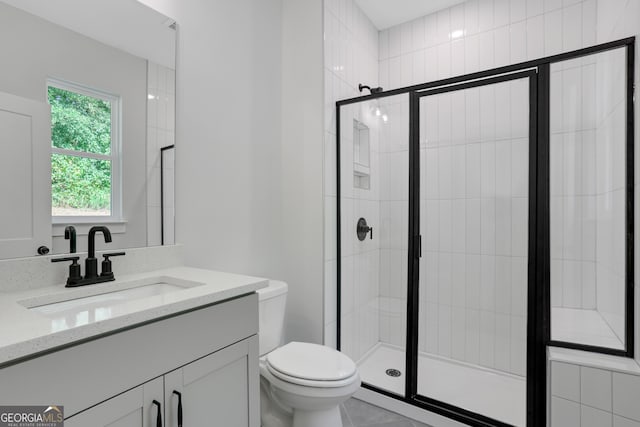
0 266 268 367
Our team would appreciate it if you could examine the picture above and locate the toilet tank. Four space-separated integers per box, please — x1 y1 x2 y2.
257 280 288 356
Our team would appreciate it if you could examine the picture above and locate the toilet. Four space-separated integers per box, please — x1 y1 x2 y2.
258 280 361 427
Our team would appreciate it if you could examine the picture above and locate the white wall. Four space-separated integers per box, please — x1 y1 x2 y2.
280 0 325 344
0 2 148 255
138 0 326 344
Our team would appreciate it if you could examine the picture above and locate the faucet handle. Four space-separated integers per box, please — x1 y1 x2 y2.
51 256 80 263
101 252 126 277
51 256 82 286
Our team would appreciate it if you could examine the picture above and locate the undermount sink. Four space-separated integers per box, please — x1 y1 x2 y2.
20 277 205 329
30 283 185 316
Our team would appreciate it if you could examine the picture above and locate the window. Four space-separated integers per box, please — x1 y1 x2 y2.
47 79 121 221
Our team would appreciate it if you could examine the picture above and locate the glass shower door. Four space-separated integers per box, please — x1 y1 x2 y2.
412 72 534 426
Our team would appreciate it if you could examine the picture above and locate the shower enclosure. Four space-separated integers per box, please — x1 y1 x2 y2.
336 38 635 427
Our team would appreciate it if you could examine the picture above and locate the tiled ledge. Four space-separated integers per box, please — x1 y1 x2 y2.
549 346 640 377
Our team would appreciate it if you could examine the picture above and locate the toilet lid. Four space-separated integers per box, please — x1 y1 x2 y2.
266 342 357 382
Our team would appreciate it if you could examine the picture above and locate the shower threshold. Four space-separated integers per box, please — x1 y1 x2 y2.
357 343 526 426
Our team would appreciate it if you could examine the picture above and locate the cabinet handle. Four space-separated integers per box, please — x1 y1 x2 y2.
152 400 162 427
172 391 183 427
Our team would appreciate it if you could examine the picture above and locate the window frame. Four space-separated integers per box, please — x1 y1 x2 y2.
47 78 123 224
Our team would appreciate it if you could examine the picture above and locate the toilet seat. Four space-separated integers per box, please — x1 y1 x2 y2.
265 342 358 388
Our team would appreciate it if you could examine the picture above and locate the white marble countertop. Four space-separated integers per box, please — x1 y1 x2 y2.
0 266 268 367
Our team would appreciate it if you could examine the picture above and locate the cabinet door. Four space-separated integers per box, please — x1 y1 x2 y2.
164 336 260 427
65 377 163 427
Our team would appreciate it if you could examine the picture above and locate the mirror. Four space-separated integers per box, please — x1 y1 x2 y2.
0 0 176 258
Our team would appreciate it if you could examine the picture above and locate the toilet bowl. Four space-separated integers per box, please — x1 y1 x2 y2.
258 281 361 427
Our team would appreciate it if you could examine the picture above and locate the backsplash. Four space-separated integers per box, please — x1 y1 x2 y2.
0 244 184 293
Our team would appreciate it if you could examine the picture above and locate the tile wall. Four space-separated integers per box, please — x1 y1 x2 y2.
548 0 640 424
324 0 380 355
147 61 176 247
551 360 640 427
417 78 529 376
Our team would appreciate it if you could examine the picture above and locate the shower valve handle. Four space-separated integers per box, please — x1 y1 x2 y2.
357 218 373 241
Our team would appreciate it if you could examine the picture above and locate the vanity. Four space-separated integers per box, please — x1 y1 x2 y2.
0 246 267 426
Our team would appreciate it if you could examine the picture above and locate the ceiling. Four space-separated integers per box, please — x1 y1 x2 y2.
355 0 468 30
0 0 176 68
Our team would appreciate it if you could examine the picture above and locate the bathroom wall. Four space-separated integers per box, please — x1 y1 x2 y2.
147 62 176 247
324 0 380 353
138 0 328 345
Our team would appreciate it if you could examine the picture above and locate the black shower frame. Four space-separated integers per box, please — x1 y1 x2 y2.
335 37 635 427
160 144 175 245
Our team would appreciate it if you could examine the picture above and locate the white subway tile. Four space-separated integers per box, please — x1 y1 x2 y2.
465 88 481 143
479 30 495 70
389 26 402 58
510 21 527 64
511 0 526 23
479 310 496 367
495 140 512 198
437 43 452 80
581 405 612 427
526 15 544 60
494 312 511 371
424 13 438 48
401 53 413 87
511 138 528 197
562 3 583 52
465 0 480 36
452 199 467 253
451 39 465 77
451 306 466 360
544 9 563 56
613 373 640 422
581 366 612 412
438 305 452 356
480 86 496 141
562 260 582 308
481 255 496 310
544 0 562 13
495 198 512 256
465 34 480 73
478 0 495 32
526 0 543 18
412 17 426 51
494 0 511 28
551 361 580 401
495 256 512 313
510 315 526 375
511 256 527 315
465 308 480 363
466 254 482 309
614 415 640 427
511 197 528 256
466 199 482 253
436 9 451 45
401 21 413 55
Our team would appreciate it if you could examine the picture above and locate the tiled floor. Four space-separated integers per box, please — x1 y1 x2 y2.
340 398 432 427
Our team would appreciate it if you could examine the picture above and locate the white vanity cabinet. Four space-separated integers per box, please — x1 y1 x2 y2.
0 293 260 427
65 377 164 427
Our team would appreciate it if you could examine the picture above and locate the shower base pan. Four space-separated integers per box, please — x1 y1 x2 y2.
357 343 526 426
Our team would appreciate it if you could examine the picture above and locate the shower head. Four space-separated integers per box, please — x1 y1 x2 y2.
359 83 383 94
